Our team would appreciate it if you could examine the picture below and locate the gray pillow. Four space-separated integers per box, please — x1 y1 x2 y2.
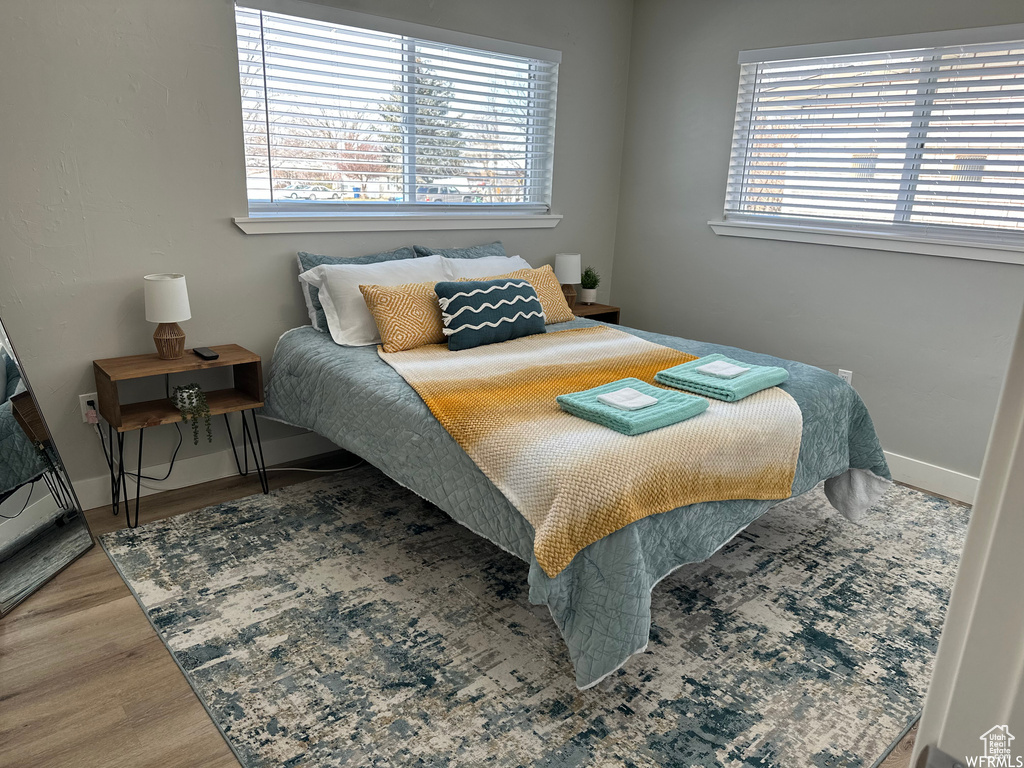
297 247 417 331
413 241 506 259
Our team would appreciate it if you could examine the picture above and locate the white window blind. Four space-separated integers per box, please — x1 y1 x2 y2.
724 31 1024 245
235 3 559 215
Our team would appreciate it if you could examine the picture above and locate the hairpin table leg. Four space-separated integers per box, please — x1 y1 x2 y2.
113 430 131 523
240 411 269 494
44 469 75 511
247 411 268 494
109 429 143 529
108 423 121 518
225 411 268 494
224 414 247 476
129 428 144 528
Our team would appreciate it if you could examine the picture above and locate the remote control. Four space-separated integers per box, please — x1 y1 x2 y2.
193 347 219 360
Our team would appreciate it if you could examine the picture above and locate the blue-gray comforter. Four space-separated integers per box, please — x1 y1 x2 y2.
263 318 889 688
0 354 46 498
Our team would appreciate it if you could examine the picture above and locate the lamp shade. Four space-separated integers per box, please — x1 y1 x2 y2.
554 253 582 284
144 273 191 323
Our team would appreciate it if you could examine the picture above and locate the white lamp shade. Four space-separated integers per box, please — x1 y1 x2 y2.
144 273 191 323
554 253 582 284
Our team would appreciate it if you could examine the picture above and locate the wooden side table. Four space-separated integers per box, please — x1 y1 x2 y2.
10 390 49 445
573 302 621 324
93 345 267 528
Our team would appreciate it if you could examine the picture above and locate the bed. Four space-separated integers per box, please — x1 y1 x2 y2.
263 317 890 688
0 351 47 502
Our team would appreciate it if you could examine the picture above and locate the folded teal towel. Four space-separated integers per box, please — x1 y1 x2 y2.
556 378 708 436
654 353 788 402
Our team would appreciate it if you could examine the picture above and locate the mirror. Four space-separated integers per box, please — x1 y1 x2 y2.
0 317 92 616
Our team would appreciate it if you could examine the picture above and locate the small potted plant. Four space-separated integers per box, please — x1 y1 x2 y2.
172 383 213 445
580 266 600 305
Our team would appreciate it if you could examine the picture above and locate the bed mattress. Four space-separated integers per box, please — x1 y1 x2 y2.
262 318 890 688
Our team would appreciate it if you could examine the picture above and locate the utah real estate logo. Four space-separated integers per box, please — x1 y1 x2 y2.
967 726 1022 767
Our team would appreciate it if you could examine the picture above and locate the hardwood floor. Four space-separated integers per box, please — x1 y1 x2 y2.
879 722 919 768
1 459 918 768
1 452 354 768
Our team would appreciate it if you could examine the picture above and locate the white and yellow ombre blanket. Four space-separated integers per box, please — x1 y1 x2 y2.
379 326 802 577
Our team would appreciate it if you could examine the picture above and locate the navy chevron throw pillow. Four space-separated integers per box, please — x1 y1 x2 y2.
435 278 547 351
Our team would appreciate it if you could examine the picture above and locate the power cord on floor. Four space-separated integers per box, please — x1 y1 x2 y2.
0 479 38 519
96 421 183 482
88 381 183 492
264 462 364 473
91 405 363 487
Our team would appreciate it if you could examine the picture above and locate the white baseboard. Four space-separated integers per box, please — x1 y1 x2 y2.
884 450 978 504
72 431 340 512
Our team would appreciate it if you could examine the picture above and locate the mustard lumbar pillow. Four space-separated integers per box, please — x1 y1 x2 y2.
359 281 447 353
459 264 574 324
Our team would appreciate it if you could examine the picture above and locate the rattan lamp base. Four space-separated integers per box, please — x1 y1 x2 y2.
561 283 577 309
153 322 186 360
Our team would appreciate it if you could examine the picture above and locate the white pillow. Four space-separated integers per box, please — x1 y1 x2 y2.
299 254 447 346
441 254 532 280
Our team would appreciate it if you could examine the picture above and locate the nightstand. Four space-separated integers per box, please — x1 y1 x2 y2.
573 302 621 324
93 345 267 528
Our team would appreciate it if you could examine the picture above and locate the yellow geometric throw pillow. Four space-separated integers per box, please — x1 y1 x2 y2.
459 264 574 324
359 281 445 353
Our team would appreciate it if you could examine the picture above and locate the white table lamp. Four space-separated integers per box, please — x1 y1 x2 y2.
144 273 191 359
554 253 582 309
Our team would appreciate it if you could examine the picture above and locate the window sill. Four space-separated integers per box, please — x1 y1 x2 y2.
233 212 563 235
708 219 1024 267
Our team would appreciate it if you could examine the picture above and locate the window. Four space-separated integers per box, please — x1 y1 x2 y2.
235 2 559 220
717 25 1024 256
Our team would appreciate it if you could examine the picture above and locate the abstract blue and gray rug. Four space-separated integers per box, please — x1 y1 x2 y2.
101 465 967 767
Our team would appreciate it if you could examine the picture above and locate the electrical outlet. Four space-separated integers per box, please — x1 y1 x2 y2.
838 369 853 385
79 393 98 423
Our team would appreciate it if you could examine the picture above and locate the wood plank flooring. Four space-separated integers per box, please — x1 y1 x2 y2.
879 721 919 768
1 455 917 768
1 453 354 768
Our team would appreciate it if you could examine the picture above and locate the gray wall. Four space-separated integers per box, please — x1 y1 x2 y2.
614 0 1024 478
0 0 633 485
5 0 1021 490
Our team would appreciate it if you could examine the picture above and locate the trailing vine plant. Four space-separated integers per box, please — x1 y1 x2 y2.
172 383 213 445
33 441 58 474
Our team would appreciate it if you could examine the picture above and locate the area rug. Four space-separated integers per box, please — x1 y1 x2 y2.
101 465 968 768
